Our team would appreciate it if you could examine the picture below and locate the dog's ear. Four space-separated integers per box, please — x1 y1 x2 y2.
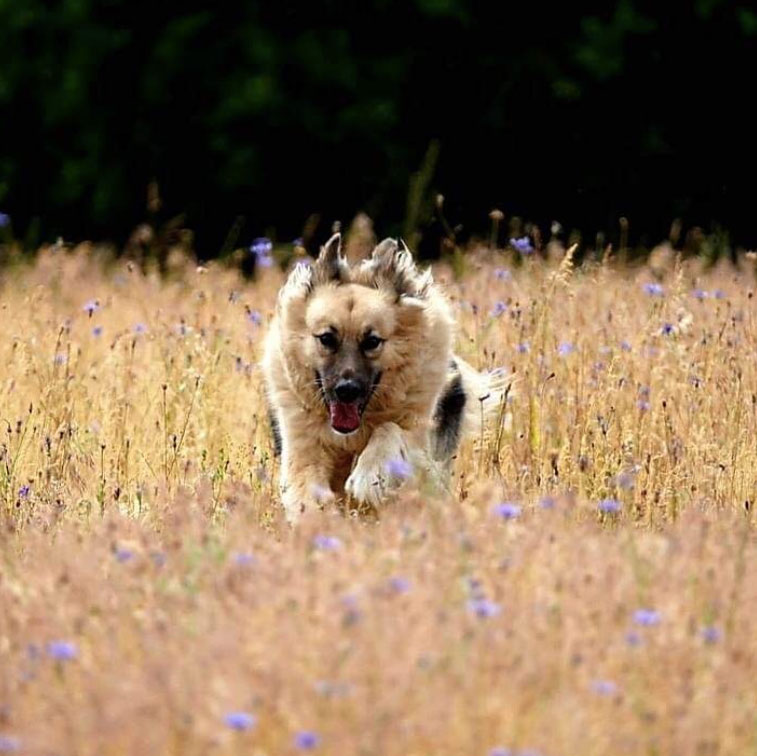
370 237 432 302
312 233 348 285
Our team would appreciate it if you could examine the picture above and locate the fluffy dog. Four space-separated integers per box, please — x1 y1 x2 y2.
262 234 504 522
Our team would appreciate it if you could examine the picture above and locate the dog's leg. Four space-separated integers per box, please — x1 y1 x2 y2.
279 445 336 524
345 422 417 507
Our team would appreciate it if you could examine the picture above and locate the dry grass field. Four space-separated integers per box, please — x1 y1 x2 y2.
1 242 756 755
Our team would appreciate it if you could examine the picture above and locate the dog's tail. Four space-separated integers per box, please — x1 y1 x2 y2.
431 357 511 461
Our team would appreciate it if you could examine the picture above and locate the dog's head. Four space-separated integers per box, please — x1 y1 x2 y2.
277 233 432 435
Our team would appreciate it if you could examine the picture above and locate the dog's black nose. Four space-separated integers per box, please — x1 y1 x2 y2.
334 379 363 403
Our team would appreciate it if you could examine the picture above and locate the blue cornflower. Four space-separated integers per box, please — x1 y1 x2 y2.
133 323 147 334
557 341 575 356
633 608 661 626
294 731 321 750
494 268 512 281
516 341 530 354
0 735 20 753
18 485 30 499
491 301 508 317
620 339 632 352
492 501 522 519
625 631 643 647
643 282 665 297
661 323 674 336
92 326 103 337
0 212 10 228
713 289 726 300
692 289 709 300
510 236 534 255
385 457 413 479
232 552 256 567
637 399 651 411
388 576 412 594
46 640 78 661
114 548 134 563
247 309 262 326
224 712 256 731
539 496 556 509
614 471 635 491
467 597 502 618
250 237 274 267
312 535 342 552
83 299 100 316
54 353 67 365
591 679 619 696
598 498 621 514
701 625 722 644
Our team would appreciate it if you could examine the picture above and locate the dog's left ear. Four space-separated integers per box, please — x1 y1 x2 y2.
370 238 432 303
312 233 348 285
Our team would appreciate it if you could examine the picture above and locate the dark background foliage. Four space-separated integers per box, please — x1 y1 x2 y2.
0 0 754 255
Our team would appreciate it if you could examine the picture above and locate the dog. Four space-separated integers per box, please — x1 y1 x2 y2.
261 233 505 522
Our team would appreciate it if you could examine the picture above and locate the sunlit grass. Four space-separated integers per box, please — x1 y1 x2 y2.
1 243 756 755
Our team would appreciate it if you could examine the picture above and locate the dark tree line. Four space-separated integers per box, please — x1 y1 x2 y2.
1 0 754 255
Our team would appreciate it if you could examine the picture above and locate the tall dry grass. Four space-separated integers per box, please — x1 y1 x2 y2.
1 245 756 755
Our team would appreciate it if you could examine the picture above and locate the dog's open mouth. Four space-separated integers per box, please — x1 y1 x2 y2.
328 401 362 434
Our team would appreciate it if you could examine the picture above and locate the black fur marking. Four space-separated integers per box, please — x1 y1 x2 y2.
432 371 466 460
268 406 282 457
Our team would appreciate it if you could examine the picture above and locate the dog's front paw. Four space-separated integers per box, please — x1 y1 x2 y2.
345 423 412 507
281 483 336 524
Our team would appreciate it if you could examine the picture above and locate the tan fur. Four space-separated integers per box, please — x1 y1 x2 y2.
262 234 501 522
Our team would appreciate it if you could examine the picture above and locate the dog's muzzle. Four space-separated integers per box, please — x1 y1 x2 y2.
318 373 382 435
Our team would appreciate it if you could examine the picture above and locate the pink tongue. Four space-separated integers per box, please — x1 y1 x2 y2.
329 402 361 432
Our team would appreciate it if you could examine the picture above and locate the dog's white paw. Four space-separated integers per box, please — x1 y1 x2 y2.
345 423 411 506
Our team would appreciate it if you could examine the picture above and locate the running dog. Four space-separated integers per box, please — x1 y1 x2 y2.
262 234 504 522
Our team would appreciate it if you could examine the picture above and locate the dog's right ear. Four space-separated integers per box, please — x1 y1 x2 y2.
312 233 348 285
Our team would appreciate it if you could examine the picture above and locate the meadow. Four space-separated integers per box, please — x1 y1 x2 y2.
1 239 756 755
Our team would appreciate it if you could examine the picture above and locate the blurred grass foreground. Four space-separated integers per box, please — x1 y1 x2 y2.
1 240 757 755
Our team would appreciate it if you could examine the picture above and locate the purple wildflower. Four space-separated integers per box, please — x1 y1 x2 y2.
0 735 20 753
492 501 522 519
614 471 635 491
18 485 30 499
467 597 502 618
516 341 530 354
489 749 513 756
0 212 10 228
713 289 726 300
114 548 134 563
692 289 709 300
620 339 632 352
250 237 274 267
133 323 147 334
661 323 674 336
83 299 100 316
494 268 512 281
312 535 342 552
491 301 508 317
637 399 651 411
643 282 665 297
510 236 534 255
385 457 413 479
598 498 621 514
224 712 256 731
46 640 78 661
388 576 412 594
53 353 67 365
247 309 262 326
557 341 575 356
539 496 556 509
633 608 661 626
232 552 256 567
625 631 643 647
591 679 619 696
92 326 103 337
701 625 722 644
294 731 321 750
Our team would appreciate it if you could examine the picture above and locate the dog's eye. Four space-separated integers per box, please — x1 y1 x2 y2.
316 332 339 350
361 335 384 352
